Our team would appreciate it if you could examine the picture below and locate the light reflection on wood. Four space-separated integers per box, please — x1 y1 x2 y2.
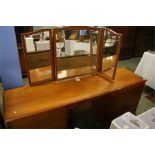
29 55 116 83
29 66 95 83
102 55 116 72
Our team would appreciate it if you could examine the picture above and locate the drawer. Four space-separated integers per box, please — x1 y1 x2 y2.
92 82 144 127
7 107 68 129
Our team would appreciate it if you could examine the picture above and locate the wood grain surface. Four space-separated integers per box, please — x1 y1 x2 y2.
4 68 144 124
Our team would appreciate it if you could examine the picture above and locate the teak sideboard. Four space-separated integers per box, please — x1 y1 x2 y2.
3 68 145 128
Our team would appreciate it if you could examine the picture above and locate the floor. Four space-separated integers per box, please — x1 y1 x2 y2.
0 57 155 128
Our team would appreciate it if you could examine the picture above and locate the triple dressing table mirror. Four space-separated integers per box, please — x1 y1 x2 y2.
21 27 122 86
21 29 54 86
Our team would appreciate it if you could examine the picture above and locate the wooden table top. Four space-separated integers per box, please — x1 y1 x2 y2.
4 68 144 122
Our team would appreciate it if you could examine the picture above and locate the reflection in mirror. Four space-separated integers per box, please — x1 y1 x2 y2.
101 29 122 80
22 29 54 85
54 28 99 80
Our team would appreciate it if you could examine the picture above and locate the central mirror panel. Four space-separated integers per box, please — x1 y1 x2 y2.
54 27 99 80
22 29 54 85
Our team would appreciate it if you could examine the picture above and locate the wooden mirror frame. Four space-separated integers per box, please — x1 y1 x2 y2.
53 26 101 81
21 29 55 86
96 28 122 81
21 27 122 86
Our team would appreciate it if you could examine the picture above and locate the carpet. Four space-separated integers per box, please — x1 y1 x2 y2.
146 94 155 104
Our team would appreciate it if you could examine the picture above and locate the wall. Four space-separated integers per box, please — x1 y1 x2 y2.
0 46 1 81
0 26 23 89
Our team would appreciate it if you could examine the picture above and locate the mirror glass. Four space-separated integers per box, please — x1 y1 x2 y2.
101 29 120 80
23 30 53 85
55 28 98 80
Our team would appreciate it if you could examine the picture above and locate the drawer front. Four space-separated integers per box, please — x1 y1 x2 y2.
7 107 68 129
92 82 144 126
